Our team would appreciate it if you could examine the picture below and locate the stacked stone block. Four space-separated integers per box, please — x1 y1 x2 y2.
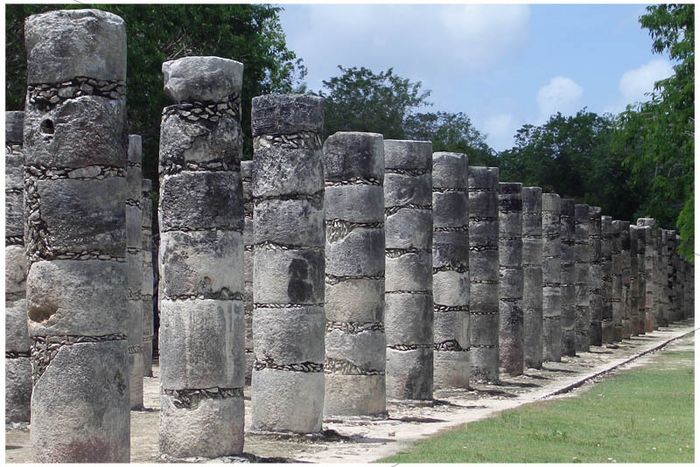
600 216 614 344
498 182 523 375
158 56 245 456
611 220 624 341
541 193 562 361
126 134 144 409
522 187 543 368
657 229 673 327
141 178 154 376
323 132 386 416
251 94 326 432
242 160 254 383
619 221 632 338
669 232 682 322
574 204 591 352
628 225 641 336
559 199 577 356
638 218 659 330
635 224 649 334
432 152 470 388
588 206 603 346
384 140 434 400
23 9 130 462
468 166 500 382
6 111 31 424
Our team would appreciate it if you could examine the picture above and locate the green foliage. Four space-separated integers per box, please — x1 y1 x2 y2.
5 4 304 178
404 111 497 166
614 4 694 260
319 66 430 140
380 346 694 463
498 110 643 221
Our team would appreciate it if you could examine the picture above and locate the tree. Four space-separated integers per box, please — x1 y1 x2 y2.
319 66 431 139
615 4 694 260
404 111 497 166
5 4 305 178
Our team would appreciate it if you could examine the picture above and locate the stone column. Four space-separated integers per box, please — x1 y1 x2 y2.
560 199 577 356
684 261 694 319
589 206 603 346
636 225 649 334
323 131 386 416
241 160 254 383
611 220 624 341
542 193 562 361
522 187 543 368
251 94 325 432
600 216 614 344
141 179 154 377
432 152 470 389
637 218 658 331
126 135 144 409
469 166 500 382
23 9 129 462
6 111 31 425
669 233 682 322
158 56 245 457
384 140 433 400
628 225 640 336
657 229 672 327
619 221 632 338
574 204 591 352
498 182 523 375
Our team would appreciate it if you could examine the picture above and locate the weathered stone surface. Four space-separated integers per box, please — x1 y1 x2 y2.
610 220 624 341
323 132 386 417
160 299 245 389
158 55 245 456
6 299 30 353
522 187 543 368
162 56 243 103
25 9 126 83
159 171 243 233
141 178 154 376
574 204 591 352
251 369 324 433
26 259 127 337
628 224 641 337
601 216 614 344
560 199 576 356
30 339 130 463
160 391 244 459
24 96 127 168
542 193 562 361
468 166 499 382
589 206 603 346
498 182 523 376
252 94 325 433
242 160 254 383
159 230 243 298
6 357 32 424
619 221 632 339
251 93 323 137
384 139 433 400
6 110 24 143
6 245 27 301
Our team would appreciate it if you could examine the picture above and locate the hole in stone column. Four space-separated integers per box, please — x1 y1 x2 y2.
40 119 54 135
28 304 58 323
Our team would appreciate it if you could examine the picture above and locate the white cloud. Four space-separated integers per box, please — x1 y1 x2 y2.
280 5 530 91
619 58 674 103
483 113 520 151
536 76 584 119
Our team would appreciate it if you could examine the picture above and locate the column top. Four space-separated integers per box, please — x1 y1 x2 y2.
163 56 243 103
251 93 323 136
323 131 384 182
384 139 432 171
433 152 468 189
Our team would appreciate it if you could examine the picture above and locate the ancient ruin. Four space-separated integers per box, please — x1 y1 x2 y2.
432 152 470 388
541 193 562 361
384 140 434 400
589 206 603 346
251 94 326 432
601 215 614 344
323 131 387 416
242 159 254 382
23 9 130 462
559 198 577 356
498 182 524 375
522 187 543 368
468 166 500 382
574 204 591 352
141 178 154 376
158 56 245 457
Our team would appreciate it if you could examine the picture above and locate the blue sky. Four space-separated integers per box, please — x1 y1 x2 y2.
278 3 673 151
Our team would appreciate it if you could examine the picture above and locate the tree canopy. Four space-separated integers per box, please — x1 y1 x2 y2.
6 4 304 178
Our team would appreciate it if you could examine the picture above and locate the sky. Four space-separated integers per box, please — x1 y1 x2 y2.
278 3 674 151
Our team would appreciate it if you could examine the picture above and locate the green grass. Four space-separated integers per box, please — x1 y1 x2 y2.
380 348 694 463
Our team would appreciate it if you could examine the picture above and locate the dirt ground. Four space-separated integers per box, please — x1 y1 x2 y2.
5 320 694 463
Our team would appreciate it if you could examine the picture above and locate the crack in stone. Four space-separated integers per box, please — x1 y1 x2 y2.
385 247 431 258
27 77 126 111
324 358 384 375
434 339 468 351
434 304 469 312
325 273 384 285
163 387 244 409
326 321 384 334
254 356 323 373
385 204 432 216
325 177 382 186
253 131 321 150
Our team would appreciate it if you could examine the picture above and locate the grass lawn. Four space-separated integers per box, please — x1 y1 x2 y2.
379 347 694 463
